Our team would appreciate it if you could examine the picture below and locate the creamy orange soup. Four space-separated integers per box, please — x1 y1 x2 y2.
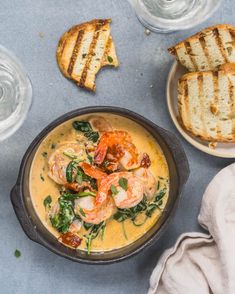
30 113 169 252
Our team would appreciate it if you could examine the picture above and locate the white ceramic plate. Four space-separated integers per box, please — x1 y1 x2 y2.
166 61 235 158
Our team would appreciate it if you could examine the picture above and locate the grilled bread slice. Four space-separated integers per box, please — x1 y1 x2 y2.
178 63 235 142
169 24 235 72
56 19 119 91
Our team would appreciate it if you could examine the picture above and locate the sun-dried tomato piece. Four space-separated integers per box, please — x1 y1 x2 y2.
59 232 82 248
140 153 151 168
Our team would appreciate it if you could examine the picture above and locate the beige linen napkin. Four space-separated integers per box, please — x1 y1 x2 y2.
148 163 235 294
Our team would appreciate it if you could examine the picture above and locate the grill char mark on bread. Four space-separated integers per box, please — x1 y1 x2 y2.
198 74 206 135
198 36 212 71
67 30 85 76
184 41 197 71
213 28 228 63
79 23 101 89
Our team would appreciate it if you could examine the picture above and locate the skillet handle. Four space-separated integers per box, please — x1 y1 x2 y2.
155 126 190 191
11 184 38 242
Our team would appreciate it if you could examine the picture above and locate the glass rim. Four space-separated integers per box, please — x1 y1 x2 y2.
131 0 222 32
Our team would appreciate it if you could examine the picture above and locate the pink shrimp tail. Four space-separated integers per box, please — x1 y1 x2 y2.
79 162 106 180
95 174 116 205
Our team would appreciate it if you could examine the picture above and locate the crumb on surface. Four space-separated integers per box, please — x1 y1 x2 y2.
145 29 151 36
208 142 217 149
39 32 45 38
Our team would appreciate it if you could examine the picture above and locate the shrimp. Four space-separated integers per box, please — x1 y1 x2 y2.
48 142 87 191
78 163 145 208
69 219 82 234
79 162 106 180
96 171 145 208
134 167 157 200
78 162 109 204
88 115 113 133
94 131 141 171
74 196 116 224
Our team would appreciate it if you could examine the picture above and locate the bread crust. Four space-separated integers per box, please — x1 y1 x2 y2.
168 24 235 72
168 24 235 54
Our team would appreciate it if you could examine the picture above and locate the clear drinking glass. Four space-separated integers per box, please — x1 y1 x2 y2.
0 45 32 141
128 0 222 33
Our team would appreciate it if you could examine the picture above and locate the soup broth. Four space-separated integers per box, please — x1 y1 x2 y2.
30 113 169 252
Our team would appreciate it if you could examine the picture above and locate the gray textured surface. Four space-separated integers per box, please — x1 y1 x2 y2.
0 1 234 293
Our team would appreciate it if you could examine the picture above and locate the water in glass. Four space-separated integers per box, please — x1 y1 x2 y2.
129 0 222 33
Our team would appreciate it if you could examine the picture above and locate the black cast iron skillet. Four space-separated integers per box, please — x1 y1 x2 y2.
11 106 189 264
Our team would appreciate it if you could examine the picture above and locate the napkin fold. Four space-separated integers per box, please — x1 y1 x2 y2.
148 163 235 294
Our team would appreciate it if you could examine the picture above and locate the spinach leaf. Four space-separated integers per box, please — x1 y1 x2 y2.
145 203 158 218
76 173 83 185
77 166 91 182
86 150 93 164
156 180 160 191
83 221 106 255
65 161 98 190
110 184 118 196
73 120 99 143
79 208 86 217
50 196 75 233
119 178 128 191
49 187 97 234
14 249 21 258
83 222 93 231
86 131 99 143
66 161 77 183
113 183 167 226
107 56 113 63
90 178 98 190
61 191 96 201
154 188 166 203
78 191 96 197
113 196 148 222
63 151 78 159
43 195 52 208
73 121 92 132
77 166 98 190
66 162 86 184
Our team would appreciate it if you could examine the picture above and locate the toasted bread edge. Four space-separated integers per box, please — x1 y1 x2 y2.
168 24 235 55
